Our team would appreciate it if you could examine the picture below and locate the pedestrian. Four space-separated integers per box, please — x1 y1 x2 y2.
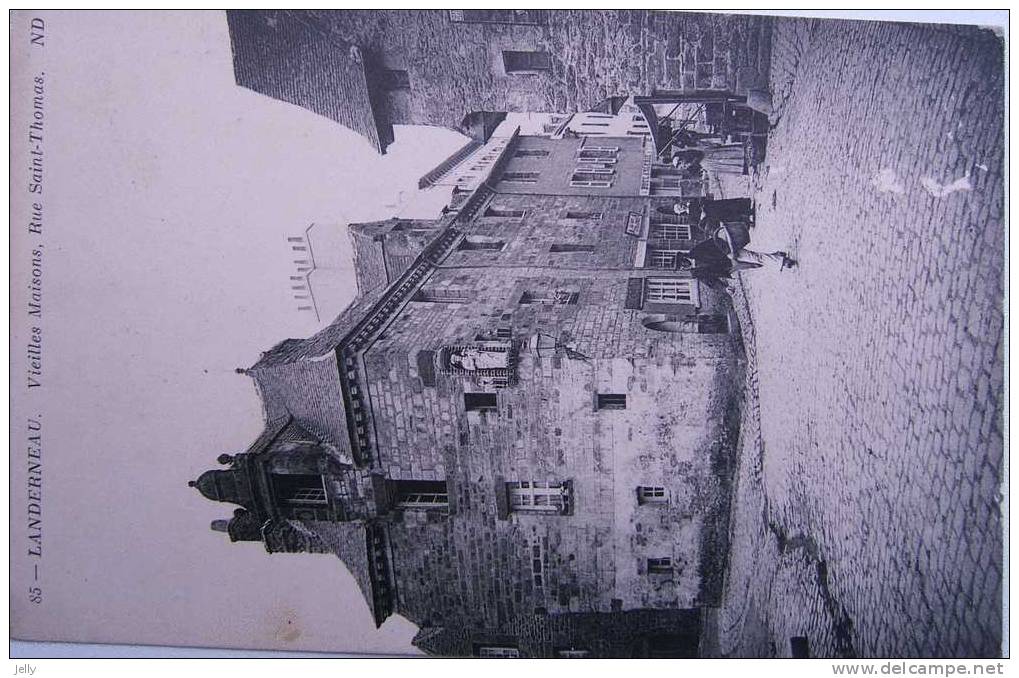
670 150 704 179
672 144 746 175
675 232 796 288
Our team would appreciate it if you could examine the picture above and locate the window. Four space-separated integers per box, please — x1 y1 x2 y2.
379 68 410 90
574 166 615 175
582 122 611 127
638 486 668 504
549 244 595 253
464 392 497 412
648 557 674 574
459 237 505 251
530 537 545 588
654 205 695 223
572 171 614 185
394 480 449 509
501 171 540 184
624 277 646 310
412 287 471 303
570 179 612 188
519 290 579 305
574 173 611 186
445 344 513 376
650 223 693 240
515 149 549 158
272 474 327 505
578 148 618 160
565 211 603 220
650 178 707 197
596 393 627 410
645 278 697 304
477 645 520 658
647 249 686 269
398 492 447 507
507 481 570 514
484 206 526 219
503 50 551 73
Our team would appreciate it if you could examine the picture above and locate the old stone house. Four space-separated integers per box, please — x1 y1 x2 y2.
192 129 743 657
225 9 770 152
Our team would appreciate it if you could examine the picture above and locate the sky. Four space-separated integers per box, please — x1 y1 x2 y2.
10 10 467 655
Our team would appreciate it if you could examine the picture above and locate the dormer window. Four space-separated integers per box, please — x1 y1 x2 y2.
271 474 327 506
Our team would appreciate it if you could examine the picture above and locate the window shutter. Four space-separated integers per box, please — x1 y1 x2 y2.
416 351 436 386
624 277 645 309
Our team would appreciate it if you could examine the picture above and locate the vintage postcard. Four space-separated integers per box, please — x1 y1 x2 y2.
9 10 1006 659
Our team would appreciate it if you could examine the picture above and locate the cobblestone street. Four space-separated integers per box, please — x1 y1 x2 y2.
715 17 1005 658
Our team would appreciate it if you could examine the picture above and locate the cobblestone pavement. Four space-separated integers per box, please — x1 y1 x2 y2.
715 17 1005 658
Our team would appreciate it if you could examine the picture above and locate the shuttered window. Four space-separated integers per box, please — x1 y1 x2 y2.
503 50 551 72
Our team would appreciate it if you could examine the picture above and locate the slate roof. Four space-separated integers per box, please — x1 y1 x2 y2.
308 522 377 617
417 139 484 189
248 290 386 465
252 289 386 370
226 10 393 153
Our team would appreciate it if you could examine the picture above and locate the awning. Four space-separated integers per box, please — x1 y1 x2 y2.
633 90 748 157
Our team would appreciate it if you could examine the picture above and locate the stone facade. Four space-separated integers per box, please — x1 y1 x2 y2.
225 10 771 152
194 130 745 657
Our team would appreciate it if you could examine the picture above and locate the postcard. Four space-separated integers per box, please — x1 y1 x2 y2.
9 9 1006 659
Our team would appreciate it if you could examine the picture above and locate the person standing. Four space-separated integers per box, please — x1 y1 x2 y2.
675 234 796 288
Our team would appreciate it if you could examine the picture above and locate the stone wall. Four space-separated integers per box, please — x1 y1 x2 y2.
495 135 646 197
354 192 741 632
227 10 773 150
